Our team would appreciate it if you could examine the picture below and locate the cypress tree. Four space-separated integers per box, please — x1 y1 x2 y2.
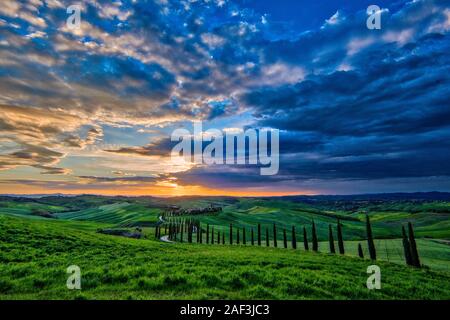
211 227 214 244
237 228 240 244
366 215 376 260
186 223 190 243
273 223 278 247
303 227 309 251
328 225 335 254
155 225 158 239
358 243 364 258
230 224 233 245
266 228 269 247
218 230 221 244
292 226 297 249
188 223 192 243
222 231 225 245
408 222 421 267
251 228 255 245
402 226 413 266
312 221 318 252
243 228 246 245
337 219 345 254
283 229 287 248
206 224 210 244
257 223 261 246
196 223 200 243
199 227 203 244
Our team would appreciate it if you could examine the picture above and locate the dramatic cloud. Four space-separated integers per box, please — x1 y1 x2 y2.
1 0 450 194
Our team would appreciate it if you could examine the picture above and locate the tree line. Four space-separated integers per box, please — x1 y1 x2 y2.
155 215 421 268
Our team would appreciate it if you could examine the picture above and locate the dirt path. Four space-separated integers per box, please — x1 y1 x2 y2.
160 235 173 243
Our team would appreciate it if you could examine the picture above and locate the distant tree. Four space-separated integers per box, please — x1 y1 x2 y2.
408 222 421 268
199 227 203 244
155 225 159 239
358 243 364 258
266 228 270 247
328 225 335 254
283 229 287 248
258 224 261 246
230 223 233 245
402 226 413 266
303 227 309 251
180 224 183 243
312 221 318 252
187 222 190 243
243 228 246 245
366 215 376 260
273 223 278 248
211 226 214 244
237 227 240 244
292 226 297 249
197 223 200 243
206 224 210 244
337 219 345 255
217 230 221 244
222 231 225 245
251 228 255 246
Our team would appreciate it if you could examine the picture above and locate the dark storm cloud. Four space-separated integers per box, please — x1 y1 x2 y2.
1 0 450 193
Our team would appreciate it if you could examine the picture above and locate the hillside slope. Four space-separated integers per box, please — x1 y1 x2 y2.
0 214 449 300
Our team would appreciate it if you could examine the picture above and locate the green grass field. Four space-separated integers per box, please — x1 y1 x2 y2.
0 195 449 300
1 214 449 300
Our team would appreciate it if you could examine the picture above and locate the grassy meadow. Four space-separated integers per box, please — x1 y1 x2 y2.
0 194 449 299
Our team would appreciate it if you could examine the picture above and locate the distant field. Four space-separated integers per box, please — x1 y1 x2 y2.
1 214 449 300
57 203 162 227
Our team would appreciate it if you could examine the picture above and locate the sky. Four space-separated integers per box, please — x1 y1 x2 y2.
0 0 450 196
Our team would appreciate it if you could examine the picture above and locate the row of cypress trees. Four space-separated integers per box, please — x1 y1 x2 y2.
160 216 420 268
163 220 342 251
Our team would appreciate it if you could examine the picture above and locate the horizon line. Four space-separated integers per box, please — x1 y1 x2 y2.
1 191 449 199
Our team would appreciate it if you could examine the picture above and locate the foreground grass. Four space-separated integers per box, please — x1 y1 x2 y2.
0 214 449 300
